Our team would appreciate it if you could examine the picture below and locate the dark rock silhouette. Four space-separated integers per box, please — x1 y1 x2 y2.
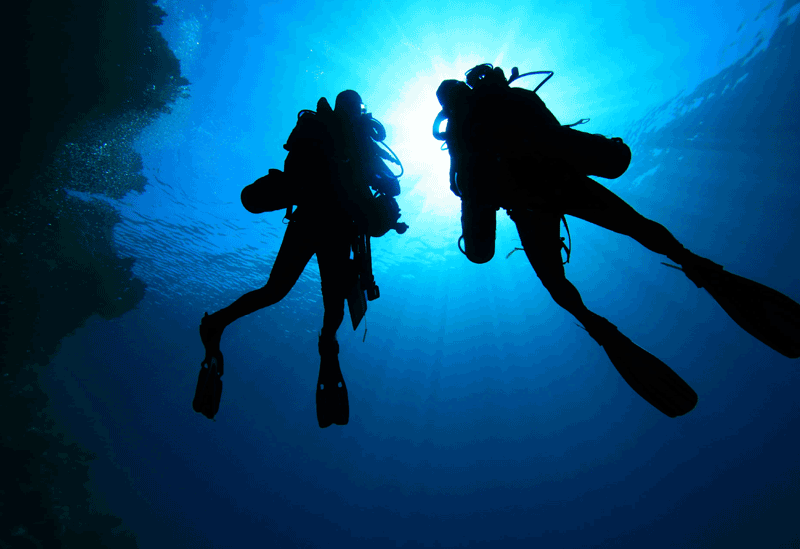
2 0 187 546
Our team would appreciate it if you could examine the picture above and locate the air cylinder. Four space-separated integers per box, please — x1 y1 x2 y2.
241 169 293 214
460 200 497 264
547 128 632 179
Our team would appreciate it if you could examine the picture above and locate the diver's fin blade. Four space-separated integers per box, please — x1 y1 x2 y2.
193 355 223 420
701 271 800 359
199 313 223 375
316 363 349 428
601 330 698 417
315 381 333 428
317 352 350 429
333 378 349 426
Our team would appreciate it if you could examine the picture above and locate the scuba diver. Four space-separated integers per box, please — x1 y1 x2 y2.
434 63 800 417
195 90 408 427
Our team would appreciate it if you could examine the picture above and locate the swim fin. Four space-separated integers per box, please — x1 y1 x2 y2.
664 257 800 359
585 318 698 418
193 354 223 420
316 337 349 428
196 312 224 420
199 312 224 372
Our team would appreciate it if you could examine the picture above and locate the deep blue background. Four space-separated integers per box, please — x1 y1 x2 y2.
40 0 799 547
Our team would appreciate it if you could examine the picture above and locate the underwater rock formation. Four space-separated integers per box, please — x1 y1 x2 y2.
2 0 188 546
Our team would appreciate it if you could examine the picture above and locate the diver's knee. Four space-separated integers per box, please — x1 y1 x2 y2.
321 310 345 334
635 214 669 236
537 272 572 298
259 280 292 305
323 303 345 321
534 267 566 288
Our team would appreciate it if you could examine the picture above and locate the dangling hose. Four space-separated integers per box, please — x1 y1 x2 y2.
560 215 571 264
377 141 404 178
507 69 554 93
506 215 572 265
564 118 590 128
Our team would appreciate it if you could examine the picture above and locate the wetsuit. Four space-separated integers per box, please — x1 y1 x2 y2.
210 103 368 342
452 83 690 330
434 69 800 417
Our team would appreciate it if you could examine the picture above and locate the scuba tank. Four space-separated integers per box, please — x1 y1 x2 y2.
240 106 332 219
538 128 631 180
240 169 293 215
459 199 498 264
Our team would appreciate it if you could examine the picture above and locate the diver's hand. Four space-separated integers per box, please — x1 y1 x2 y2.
366 194 403 237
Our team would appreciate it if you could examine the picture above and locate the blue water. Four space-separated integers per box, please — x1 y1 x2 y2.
41 0 800 547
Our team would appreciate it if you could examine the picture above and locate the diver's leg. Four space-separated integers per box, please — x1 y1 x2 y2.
509 207 607 331
560 176 691 263
315 225 353 427
316 226 353 341
200 219 316 356
558 175 728 285
510 206 698 417
559 179 800 358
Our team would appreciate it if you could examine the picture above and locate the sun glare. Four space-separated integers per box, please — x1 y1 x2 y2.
379 55 495 217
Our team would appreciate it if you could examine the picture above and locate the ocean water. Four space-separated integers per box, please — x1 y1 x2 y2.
15 0 800 547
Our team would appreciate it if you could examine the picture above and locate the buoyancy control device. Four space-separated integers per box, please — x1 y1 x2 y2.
433 64 631 182
434 64 629 264
241 98 407 225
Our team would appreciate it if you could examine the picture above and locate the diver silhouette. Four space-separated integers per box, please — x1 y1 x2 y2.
195 90 408 426
434 64 800 417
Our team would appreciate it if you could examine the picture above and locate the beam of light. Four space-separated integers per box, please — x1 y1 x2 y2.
379 54 508 223
366 9 560 222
